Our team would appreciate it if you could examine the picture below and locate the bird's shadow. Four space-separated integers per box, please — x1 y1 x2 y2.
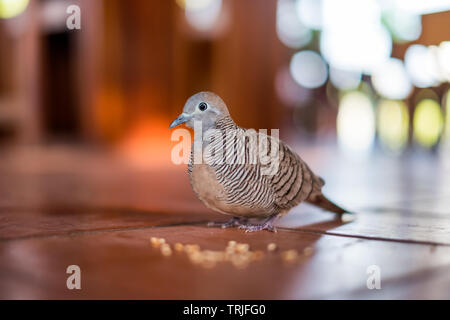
203 212 355 234
277 214 355 233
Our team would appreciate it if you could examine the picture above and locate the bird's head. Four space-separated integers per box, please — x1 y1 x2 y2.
169 91 229 130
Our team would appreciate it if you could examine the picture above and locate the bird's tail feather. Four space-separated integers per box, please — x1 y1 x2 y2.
307 194 350 215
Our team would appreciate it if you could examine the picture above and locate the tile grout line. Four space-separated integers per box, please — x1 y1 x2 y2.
279 227 450 247
0 220 209 243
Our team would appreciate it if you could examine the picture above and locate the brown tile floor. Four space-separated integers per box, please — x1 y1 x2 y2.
0 145 449 299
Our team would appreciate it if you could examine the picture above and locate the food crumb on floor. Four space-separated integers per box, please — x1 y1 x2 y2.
149 237 308 269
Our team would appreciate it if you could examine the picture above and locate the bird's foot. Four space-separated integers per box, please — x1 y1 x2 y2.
207 217 246 229
238 214 278 233
238 222 277 233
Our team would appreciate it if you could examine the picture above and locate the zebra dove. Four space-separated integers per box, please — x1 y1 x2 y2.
169 92 349 232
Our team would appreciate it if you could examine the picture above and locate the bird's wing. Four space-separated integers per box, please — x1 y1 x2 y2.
198 127 324 215
203 128 278 214
270 142 324 211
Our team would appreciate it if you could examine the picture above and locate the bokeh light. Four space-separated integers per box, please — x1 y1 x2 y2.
276 0 312 49
437 41 450 82
290 50 328 89
176 0 218 10
372 58 412 100
181 0 222 32
337 91 375 156
445 90 450 139
296 0 323 30
414 88 439 105
320 0 392 74
405 44 441 88
413 99 444 148
377 100 409 153
390 0 450 15
382 9 422 43
322 0 381 30
329 67 362 91
0 0 29 19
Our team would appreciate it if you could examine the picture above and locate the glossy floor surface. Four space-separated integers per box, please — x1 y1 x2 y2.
0 144 449 299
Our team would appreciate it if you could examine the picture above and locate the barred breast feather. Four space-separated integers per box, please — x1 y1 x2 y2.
188 116 325 218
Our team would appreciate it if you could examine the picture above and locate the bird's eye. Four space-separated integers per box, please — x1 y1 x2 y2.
198 102 208 111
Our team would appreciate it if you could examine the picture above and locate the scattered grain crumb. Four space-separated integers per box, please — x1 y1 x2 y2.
151 237 303 268
184 244 200 253
160 243 172 256
303 246 314 256
151 237 164 248
227 240 237 247
225 246 236 255
231 255 250 269
174 243 184 252
267 243 277 252
281 249 299 262
235 243 249 253
188 251 203 264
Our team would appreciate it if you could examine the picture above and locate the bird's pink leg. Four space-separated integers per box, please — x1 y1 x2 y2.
207 217 248 229
238 214 278 233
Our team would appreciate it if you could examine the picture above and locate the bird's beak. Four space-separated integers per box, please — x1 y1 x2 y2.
169 113 191 129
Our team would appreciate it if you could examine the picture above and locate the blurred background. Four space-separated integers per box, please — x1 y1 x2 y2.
0 0 449 162
1 0 450 300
